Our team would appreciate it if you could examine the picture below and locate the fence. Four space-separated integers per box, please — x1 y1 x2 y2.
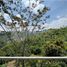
0 57 67 59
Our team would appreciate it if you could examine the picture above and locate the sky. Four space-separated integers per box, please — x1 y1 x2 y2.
0 0 67 31
20 0 67 29
43 0 67 29
44 0 67 22
23 0 67 22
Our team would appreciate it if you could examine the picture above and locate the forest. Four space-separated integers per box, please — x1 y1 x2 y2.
0 27 67 56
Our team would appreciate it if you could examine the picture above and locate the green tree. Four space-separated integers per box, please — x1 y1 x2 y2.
45 45 63 56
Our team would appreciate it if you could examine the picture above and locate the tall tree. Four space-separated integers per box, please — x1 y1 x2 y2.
0 0 50 66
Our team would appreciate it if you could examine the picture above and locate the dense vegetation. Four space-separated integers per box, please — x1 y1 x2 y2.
0 27 67 56
0 27 67 66
0 59 67 67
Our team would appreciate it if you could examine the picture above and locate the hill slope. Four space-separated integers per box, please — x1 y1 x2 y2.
0 27 67 56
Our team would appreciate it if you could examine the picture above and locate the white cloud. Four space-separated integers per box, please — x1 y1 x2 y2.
3 13 12 23
44 17 67 29
56 16 61 19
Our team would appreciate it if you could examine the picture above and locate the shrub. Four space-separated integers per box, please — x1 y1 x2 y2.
55 40 64 48
31 48 41 55
45 45 63 56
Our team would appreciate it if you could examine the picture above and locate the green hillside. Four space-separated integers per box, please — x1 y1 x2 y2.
0 27 67 56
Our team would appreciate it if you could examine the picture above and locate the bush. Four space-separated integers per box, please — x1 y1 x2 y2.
45 45 63 56
55 40 64 48
31 48 41 55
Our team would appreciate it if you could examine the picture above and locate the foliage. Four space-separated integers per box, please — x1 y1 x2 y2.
0 27 67 56
45 44 63 56
31 48 41 55
0 27 67 66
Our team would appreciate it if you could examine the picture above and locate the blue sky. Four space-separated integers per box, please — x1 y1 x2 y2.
44 0 67 22
22 0 67 26
0 0 67 31
3 0 67 23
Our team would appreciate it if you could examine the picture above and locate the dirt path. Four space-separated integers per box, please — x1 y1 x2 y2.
7 60 16 67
